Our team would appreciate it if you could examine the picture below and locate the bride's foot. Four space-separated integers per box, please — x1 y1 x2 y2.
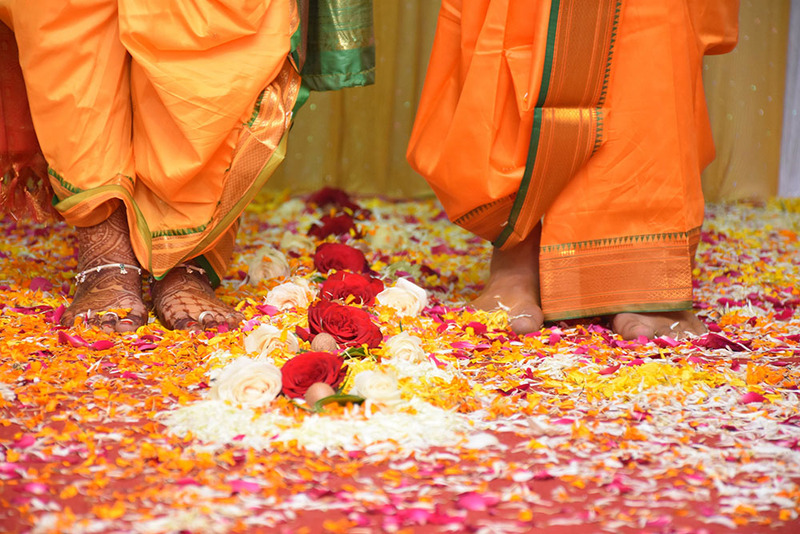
611 310 707 340
150 263 243 331
471 224 544 335
61 206 147 333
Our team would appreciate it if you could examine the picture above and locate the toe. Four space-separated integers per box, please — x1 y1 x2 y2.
172 317 201 331
612 313 655 340
508 304 544 335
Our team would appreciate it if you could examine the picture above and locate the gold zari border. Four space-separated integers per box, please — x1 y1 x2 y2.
539 227 701 321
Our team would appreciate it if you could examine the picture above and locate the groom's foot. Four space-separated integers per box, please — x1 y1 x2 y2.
471 224 544 335
61 206 147 333
611 310 707 340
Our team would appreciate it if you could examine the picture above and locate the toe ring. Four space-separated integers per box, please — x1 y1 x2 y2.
101 311 120 322
198 311 215 324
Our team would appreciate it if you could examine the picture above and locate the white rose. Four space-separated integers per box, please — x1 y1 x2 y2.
383 332 426 363
352 370 402 406
367 225 409 250
279 231 316 253
247 245 290 283
244 324 299 357
273 198 307 219
375 278 428 317
208 357 282 408
264 277 317 310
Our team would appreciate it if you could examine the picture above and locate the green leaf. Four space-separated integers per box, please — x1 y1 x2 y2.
384 260 422 279
312 393 366 413
342 346 368 359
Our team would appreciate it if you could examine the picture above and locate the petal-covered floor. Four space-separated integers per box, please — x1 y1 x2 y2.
1 191 799 534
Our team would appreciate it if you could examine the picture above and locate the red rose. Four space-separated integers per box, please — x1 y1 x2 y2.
308 213 360 240
306 187 361 212
307 300 383 348
320 271 384 305
313 243 369 273
281 352 346 398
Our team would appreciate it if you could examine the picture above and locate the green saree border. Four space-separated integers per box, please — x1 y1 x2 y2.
492 0 560 249
545 301 694 322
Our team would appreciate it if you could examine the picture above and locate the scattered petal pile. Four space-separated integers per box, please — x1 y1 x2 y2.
0 192 799 533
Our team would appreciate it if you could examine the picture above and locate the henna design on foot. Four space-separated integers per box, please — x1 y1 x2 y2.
60 207 147 333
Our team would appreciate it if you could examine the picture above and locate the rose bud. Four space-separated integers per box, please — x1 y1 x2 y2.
305 382 336 406
311 332 339 352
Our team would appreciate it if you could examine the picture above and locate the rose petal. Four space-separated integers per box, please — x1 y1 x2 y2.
29 277 53 292
598 364 620 375
740 391 767 404
57 330 88 347
229 479 261 493
89 339 115 351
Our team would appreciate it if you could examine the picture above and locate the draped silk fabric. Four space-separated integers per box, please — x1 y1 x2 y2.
408 0 739 320
0 0 374 282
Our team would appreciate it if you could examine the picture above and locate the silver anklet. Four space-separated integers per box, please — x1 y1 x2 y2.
75 263 143 284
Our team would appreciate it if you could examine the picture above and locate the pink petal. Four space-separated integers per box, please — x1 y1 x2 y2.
229 479 261 493
598 364 620 375
89 339 115 351
255 304 280 316
740 391 767 404
0 462 20 475
23 482 48 495
456 492 490 511
13 434 36 448
547 333 561 345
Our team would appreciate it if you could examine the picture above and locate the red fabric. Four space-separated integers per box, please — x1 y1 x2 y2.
0 21 53 221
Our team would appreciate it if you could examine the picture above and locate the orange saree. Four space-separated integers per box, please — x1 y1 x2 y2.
407 0 739 321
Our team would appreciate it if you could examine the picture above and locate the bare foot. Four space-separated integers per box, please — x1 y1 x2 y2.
61 207 147 333
471 224 544 334
150 264 243 331
611 310 707 340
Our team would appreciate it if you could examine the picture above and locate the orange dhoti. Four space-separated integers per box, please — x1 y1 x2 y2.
0 0 301 284
407 0 739 320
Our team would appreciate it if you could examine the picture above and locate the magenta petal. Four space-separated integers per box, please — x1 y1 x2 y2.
740 391 767 404
29 277 53 292
450 341 476 349
465 321 488 335
229 479 261 493
176 477 200 486
52 305 66 325
57 330 88 347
